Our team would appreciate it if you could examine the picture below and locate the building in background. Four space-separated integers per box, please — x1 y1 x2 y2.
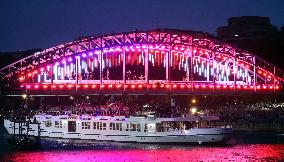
217 16 284 69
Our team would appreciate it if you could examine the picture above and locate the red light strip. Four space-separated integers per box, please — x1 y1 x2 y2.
22 84 281 91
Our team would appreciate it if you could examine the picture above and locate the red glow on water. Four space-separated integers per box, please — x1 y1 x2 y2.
3 144 284 162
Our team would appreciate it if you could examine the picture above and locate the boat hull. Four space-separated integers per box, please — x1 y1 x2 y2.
4 119 232 144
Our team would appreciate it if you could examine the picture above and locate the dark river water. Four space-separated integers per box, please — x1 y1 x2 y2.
1 121 284 161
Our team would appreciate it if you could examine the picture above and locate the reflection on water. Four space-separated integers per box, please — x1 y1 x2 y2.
2 129 284 162
2 143 284 162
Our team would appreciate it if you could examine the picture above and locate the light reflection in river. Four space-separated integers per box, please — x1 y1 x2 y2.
3 144 284 162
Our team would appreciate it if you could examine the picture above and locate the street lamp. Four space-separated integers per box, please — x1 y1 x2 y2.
190 107 197 114
191 98 196 104
22 94 27 99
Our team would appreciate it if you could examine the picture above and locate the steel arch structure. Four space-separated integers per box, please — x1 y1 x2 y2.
0 29 283 95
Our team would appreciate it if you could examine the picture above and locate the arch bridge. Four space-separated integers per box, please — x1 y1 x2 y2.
1 29 283 95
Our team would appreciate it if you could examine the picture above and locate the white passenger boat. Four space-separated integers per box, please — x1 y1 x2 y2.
4 112 232 144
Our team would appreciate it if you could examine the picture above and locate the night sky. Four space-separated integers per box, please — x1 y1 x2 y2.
1 0 284 52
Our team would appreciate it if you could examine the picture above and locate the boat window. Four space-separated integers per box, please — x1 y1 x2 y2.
82 122 91 129
100 122 102 130
144 124 148 132
102 123 106 130
99 122 106 130
94 122 100 130
45 120 52 127
130 123 136 131
128 123 141 132
109 123 122 131
137 124 140 132
126 124 129 131
116 123 122 131
54 121 62 128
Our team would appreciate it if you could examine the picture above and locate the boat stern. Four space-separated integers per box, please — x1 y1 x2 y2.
4 119 13 134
